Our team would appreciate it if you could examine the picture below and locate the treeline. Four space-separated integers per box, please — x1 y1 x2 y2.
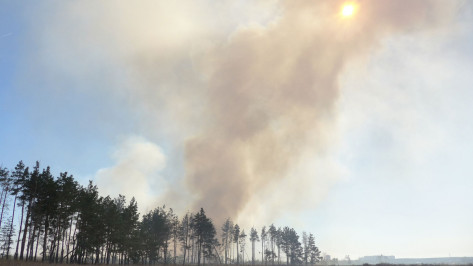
0 161 321 265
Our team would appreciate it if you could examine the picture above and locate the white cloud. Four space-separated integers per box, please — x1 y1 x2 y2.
94 136 167 214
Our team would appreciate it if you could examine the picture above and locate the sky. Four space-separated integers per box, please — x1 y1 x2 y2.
1 0 473 260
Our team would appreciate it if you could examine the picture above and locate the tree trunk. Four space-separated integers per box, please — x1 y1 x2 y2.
236 241 239 265
19 202 31 260
27 222 36 261
182 237 187 265
262 239 264 264
225 238 228 264
42 215 49 261
174 237 177 264
191 238 194 264
197 240 202 266
49 232 57 263
60 227 66 263
278 245 280 265
70 228 77 264
14 202 25 260
95 247 100 264
0 189 5 228
252 240 255 265
0 187 8 227
34 227 40 261
55 226 61 262
6 195 18 259
106 243 111 264
164 240 168 264
66 219 76 263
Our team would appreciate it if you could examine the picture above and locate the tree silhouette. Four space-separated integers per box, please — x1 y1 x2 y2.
0 167 11 231
10 161 29 260
250 227 259 265
221 218 233 264
307 233 321 264
268 224 278 264
239 229 247 264
191 208 217 266
179 212 193 265
233 224 240 265
0 217 14 258
0 161 322 265
261 226 267 265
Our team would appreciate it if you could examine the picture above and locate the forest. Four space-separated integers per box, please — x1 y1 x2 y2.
0 161 321 265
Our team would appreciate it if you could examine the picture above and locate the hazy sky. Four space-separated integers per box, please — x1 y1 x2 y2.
1 0 473 259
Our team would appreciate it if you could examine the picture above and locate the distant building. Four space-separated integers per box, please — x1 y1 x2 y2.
358 255 396 264
394 257 473 265
341 255 473 265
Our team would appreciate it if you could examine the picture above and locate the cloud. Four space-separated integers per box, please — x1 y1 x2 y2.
94 136 167 214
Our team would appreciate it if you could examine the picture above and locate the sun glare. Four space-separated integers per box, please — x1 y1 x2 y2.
341 4 356 17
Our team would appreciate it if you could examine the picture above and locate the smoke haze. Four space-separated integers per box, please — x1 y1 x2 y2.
21 0 460 226
172 0 458 225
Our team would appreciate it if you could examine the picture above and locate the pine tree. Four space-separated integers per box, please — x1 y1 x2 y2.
302 232 308 264
276 227 283 265
19 161 40 261
10 161 29 260
261 226 267 264
0 167 11 231
179 212 193 265
269 224 278 263
281 227 303 264
239 229 247 264
233 224 240 264
168 209 179 264
221 218 233 264
192 208 217 266
54 171 79 263
0 217 15 259
250 227 259 265
0 161 324 265
307 233 321 264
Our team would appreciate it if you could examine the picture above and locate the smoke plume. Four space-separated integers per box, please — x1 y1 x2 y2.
174 1 458 225
26 0 459 226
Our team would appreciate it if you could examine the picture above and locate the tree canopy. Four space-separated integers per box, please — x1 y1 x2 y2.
0 161 321 265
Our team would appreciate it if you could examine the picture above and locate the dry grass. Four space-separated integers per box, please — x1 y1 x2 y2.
1 261 472 266
0 260 85 266
0 260 82 266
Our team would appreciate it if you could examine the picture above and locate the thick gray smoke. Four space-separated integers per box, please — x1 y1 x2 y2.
25 0 459 226
178 1 458 225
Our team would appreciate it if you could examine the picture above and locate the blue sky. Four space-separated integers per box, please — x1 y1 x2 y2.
1 0 473 259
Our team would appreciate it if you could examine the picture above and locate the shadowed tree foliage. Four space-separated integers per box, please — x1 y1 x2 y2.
141 206 168 264
0 217 15 258
281 226 304 265
307 233 322 264
191 208 217 266
0 167 11 232
10 161 29 260
0 161 321 265
179 212 192 265
250 227 259 265
268 224 277 264
221 218 233 265
233 224 240 265
261 226 267 265
238 229 247 264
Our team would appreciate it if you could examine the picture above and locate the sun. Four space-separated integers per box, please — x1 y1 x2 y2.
341 3 356 17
